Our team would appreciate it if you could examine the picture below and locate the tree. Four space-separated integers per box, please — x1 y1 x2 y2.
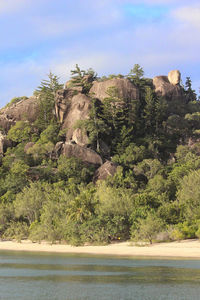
75 98 110 152
143 87 156 133
134 159 163 180
177 169 200 221
185 77 196 102
29 187 71 243
66 185 96 223
57 155 94 183
14 182 49 225
129 64 144 79
35 72 63 131
3 161 29 195
70 64 97 94
131 212 164 244
7 121 32 143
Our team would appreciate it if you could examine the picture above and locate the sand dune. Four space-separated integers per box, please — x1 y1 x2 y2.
0 239 200 258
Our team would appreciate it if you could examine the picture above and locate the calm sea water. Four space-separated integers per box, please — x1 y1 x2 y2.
0 251 200 300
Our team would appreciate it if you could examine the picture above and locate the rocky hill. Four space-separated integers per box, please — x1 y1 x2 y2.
0 69 187 181
1 66 200 245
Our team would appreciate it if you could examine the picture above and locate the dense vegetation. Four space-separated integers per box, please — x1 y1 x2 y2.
0 65 200 245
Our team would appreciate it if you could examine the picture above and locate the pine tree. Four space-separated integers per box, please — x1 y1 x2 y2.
143 87 156 133
75 98 110 153
129 64 144 79
70 64 97 94
35 72 63 131
185 77 196 102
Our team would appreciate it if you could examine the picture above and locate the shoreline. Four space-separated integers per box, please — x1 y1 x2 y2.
0 239 200 258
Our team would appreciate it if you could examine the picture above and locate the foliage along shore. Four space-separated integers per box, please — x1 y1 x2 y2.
0 64 200 246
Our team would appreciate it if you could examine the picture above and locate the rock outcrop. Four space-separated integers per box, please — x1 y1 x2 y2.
55 89 75 123
153 70 185 101
0 97 39 132
62 142 103 165
168 70 181 85
55 91 91 146
72 128 89 147
62 93 91 140
90 78 139 102
93 161 118 182
0 69 188 169
0 132 11 155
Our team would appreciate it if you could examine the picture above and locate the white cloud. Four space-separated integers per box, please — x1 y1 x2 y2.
30 16 82 37
172 5 200 29
0 0 28 14
29 4 122 39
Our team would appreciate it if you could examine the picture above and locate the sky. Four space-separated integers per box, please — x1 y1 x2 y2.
0 0 200 107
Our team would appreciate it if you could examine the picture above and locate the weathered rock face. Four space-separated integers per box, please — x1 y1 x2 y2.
0 115 15 133
93 161 118 182
0 132 11 155
90 78 139 102
72 128 89 147
62 142 102 165
153 71 185 101
55 90 91 146
62 93 91 140
168 70 181 85
0 97 39 132
55 89 75 123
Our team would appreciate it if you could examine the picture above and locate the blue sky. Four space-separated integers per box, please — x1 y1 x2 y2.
0 0 200 107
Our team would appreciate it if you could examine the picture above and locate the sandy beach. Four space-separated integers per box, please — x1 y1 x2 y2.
0 239 200 258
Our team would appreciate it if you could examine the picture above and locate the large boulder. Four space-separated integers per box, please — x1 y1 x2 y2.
153 71 185 101
90 78 139 102
93 160 118 182
62 142 103 165
168 70 181 85
0 97 39 132
55 90 91 146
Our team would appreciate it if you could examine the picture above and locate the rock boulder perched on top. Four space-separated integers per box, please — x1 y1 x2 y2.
90 78 139 102
153 70 185 101
168 70 181 85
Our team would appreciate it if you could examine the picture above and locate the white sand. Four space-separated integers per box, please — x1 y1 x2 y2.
0 239 200 258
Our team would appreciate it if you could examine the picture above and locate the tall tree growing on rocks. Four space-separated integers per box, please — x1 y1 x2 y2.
70 64 97 94
35 72 63 131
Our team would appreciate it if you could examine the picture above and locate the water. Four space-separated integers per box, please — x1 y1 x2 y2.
0 251 200 300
